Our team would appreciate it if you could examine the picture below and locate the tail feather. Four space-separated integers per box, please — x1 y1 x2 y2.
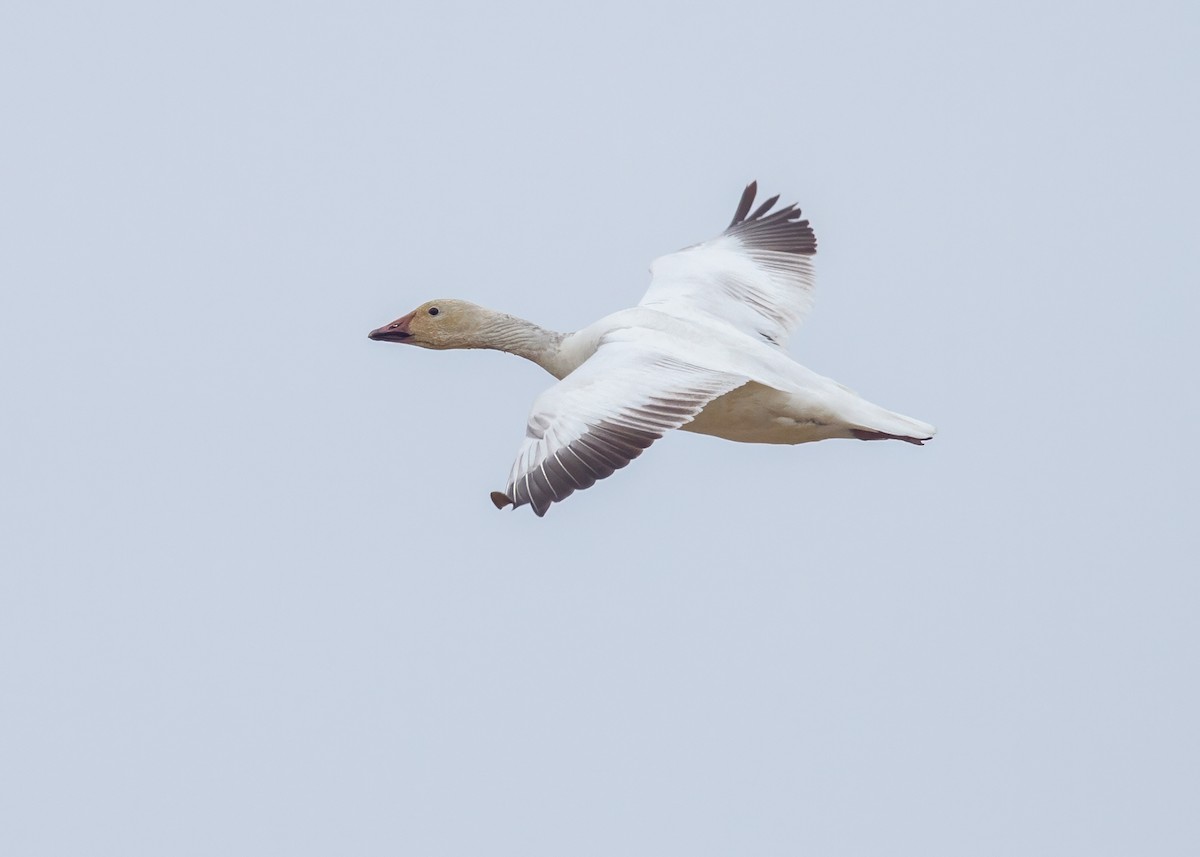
847 403 936 445
851 428 929 445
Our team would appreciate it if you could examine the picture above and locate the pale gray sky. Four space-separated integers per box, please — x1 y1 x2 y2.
2 1 1198 855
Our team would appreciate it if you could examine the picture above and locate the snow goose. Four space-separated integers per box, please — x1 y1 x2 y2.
369 182 935 516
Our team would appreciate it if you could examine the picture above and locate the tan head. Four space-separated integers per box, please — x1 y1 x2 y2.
368 299 488 350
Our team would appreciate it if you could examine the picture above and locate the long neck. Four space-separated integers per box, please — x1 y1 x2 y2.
475 312 566 375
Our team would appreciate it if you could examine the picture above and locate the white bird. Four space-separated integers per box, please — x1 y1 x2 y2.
369 182 935 516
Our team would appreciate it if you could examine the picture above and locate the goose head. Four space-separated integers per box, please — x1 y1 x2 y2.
368 299 487 350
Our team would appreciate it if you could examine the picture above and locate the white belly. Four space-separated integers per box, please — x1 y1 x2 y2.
681 382 850 445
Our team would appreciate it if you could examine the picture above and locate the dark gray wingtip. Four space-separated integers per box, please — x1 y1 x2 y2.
748 194 780 221
725 183 816 256
729 181 758 227
490 491 513 510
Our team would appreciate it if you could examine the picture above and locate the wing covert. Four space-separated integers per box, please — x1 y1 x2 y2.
640 181 817 347
494 335 747 516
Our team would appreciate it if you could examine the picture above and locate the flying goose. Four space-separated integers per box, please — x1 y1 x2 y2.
369 182 935 516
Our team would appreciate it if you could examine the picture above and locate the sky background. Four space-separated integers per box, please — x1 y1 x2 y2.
2 1 1198 854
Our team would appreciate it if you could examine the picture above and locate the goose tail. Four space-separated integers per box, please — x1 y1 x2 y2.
847 405 936 446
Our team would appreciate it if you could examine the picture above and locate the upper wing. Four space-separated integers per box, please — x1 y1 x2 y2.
639 182 817 347
492 332 747 516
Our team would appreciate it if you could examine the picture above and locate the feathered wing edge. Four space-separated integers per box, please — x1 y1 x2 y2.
491 345 747 517
640 182 819 346
726 181 817 256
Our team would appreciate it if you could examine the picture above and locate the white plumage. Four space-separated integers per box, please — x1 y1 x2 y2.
369 182 936 516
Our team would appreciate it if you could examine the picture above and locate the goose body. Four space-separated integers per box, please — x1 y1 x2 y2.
370 183 935 516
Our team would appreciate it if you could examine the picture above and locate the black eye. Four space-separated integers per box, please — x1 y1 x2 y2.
428 307 439 316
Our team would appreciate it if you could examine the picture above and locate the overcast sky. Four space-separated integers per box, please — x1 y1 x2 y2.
2 1 1198 855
